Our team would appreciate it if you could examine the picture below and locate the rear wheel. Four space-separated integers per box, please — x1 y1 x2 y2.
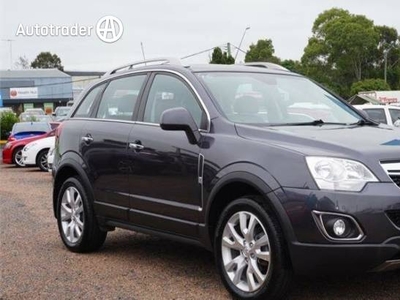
36 149 49 172
12 147 25 167
215 197 292 300
56 176 107 253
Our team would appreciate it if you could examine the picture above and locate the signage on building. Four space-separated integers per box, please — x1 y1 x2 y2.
9 87 38 99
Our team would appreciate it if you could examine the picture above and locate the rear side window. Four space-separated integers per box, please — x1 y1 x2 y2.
96 75 146 121
363 109 387 124
74 84 105 118
389 109 400 124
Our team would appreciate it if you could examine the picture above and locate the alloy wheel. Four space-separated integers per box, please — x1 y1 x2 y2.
60 186 84 243
221 211 271 292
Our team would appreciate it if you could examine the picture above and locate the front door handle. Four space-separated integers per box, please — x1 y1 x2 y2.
129 141 144 151
82 135 93 144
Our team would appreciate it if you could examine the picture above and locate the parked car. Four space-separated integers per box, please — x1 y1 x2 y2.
354 104 400 127
3 129 56 167
47 145 55 172
52 106 71 121
22 136 55 171
24 108 45 115
7 122 52 142
53 58 400 299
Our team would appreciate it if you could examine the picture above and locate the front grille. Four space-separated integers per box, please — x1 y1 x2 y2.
386 210 400 228
381 162 400 188
390 175 400 188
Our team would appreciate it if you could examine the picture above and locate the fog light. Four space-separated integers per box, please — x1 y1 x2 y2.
333 219 346 236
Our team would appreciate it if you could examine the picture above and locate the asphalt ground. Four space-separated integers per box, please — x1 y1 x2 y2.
0 163 399 299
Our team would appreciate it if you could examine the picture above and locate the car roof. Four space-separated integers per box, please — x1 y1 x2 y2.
354 105 400 110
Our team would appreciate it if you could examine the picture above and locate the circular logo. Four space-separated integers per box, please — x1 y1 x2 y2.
96 16 124 43
10 90 17 97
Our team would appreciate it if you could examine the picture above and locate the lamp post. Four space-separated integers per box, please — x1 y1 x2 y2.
235 27 250 61
383 48 391 83
2 39 14 69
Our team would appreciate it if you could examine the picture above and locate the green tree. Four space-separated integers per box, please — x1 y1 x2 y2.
302 8 380 97
350 79 391 95
245 39 280 63
31 52 64 71
281 59 303 73
0 111 19 140
210 47 235 64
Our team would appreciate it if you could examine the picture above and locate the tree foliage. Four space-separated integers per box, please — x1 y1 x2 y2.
31 52 64 71
301 8 399 97
350 79 391 95
210 47 235 64
0 111 19 140
245 39 280 63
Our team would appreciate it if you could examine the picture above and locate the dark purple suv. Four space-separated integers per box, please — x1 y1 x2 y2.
52 58 400 299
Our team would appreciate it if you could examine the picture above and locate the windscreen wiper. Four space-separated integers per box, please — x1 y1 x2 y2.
349 119 379 126
271 119 348 126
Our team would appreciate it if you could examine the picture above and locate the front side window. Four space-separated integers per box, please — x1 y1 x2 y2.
197 72 361 125
74 83 105 118
363 109 387 124
389 109 400 124
143 74 206 128
96 75 146 121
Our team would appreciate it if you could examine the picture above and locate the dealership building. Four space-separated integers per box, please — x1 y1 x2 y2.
0 69 73 114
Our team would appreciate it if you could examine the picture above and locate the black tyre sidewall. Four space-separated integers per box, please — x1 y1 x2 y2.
12 147 24 167
56 176 104 253
36 149 49 172
214 198 291 300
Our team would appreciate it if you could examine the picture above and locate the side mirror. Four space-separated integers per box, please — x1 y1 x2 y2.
160 107 201 145
52 112 56 116
357 109 369 119
5 131 11 138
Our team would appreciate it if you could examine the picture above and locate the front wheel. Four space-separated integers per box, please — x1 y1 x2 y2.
215 198 292 300
36 149 49 172
56 177 107 253
12 147 25 167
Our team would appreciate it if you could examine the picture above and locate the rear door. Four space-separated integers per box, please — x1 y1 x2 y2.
81 73 148 221
126 72 208 237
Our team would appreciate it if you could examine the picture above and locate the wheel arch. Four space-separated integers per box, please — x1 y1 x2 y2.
204 164 294 251
53 158 93 218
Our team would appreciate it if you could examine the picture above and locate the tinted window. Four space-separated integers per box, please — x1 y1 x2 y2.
363 109 387 124
74 84 105 118
143 74 205 128
389 109 400 124
96 75 146 121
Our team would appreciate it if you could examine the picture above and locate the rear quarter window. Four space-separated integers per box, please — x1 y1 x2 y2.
73 83 105 118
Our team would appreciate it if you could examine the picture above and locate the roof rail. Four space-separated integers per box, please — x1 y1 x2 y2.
242 62 290 72
104 57 181 76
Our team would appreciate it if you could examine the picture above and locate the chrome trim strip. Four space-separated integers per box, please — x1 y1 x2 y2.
312 210 365 242
80 68 212 132
381 162 400 176
371 259 400 272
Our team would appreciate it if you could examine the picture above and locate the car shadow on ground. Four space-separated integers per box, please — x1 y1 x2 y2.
95 230 399 299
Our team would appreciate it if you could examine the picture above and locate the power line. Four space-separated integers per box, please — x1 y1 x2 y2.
180 45 226 60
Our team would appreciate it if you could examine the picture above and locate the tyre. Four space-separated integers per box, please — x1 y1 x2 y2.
56 176 107 253
214 197 292 300
12 146 25 167
36 149 49 172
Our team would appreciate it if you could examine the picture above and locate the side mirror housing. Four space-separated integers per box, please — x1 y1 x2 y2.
160 107 201 145
52 112 56 116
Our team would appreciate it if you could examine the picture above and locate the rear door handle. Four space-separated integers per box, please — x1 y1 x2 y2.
129 141 144 151
82 135 93 144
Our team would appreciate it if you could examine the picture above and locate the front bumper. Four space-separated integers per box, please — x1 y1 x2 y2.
277 182 400 274
22 149 37 166
2 148 12 164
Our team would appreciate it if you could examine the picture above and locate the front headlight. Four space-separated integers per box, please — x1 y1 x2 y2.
306 157 378 192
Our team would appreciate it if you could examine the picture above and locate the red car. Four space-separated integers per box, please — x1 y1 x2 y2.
2 130 56 167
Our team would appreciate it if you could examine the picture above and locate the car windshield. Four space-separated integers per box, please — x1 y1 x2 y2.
196 72 361 125
12 122 50 134
56 107 71 116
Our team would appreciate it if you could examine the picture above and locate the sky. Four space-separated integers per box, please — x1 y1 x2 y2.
0 0 399 72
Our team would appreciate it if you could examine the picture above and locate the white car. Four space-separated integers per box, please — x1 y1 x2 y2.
22 136 55 172
47 145 55 173
354 104 400 127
